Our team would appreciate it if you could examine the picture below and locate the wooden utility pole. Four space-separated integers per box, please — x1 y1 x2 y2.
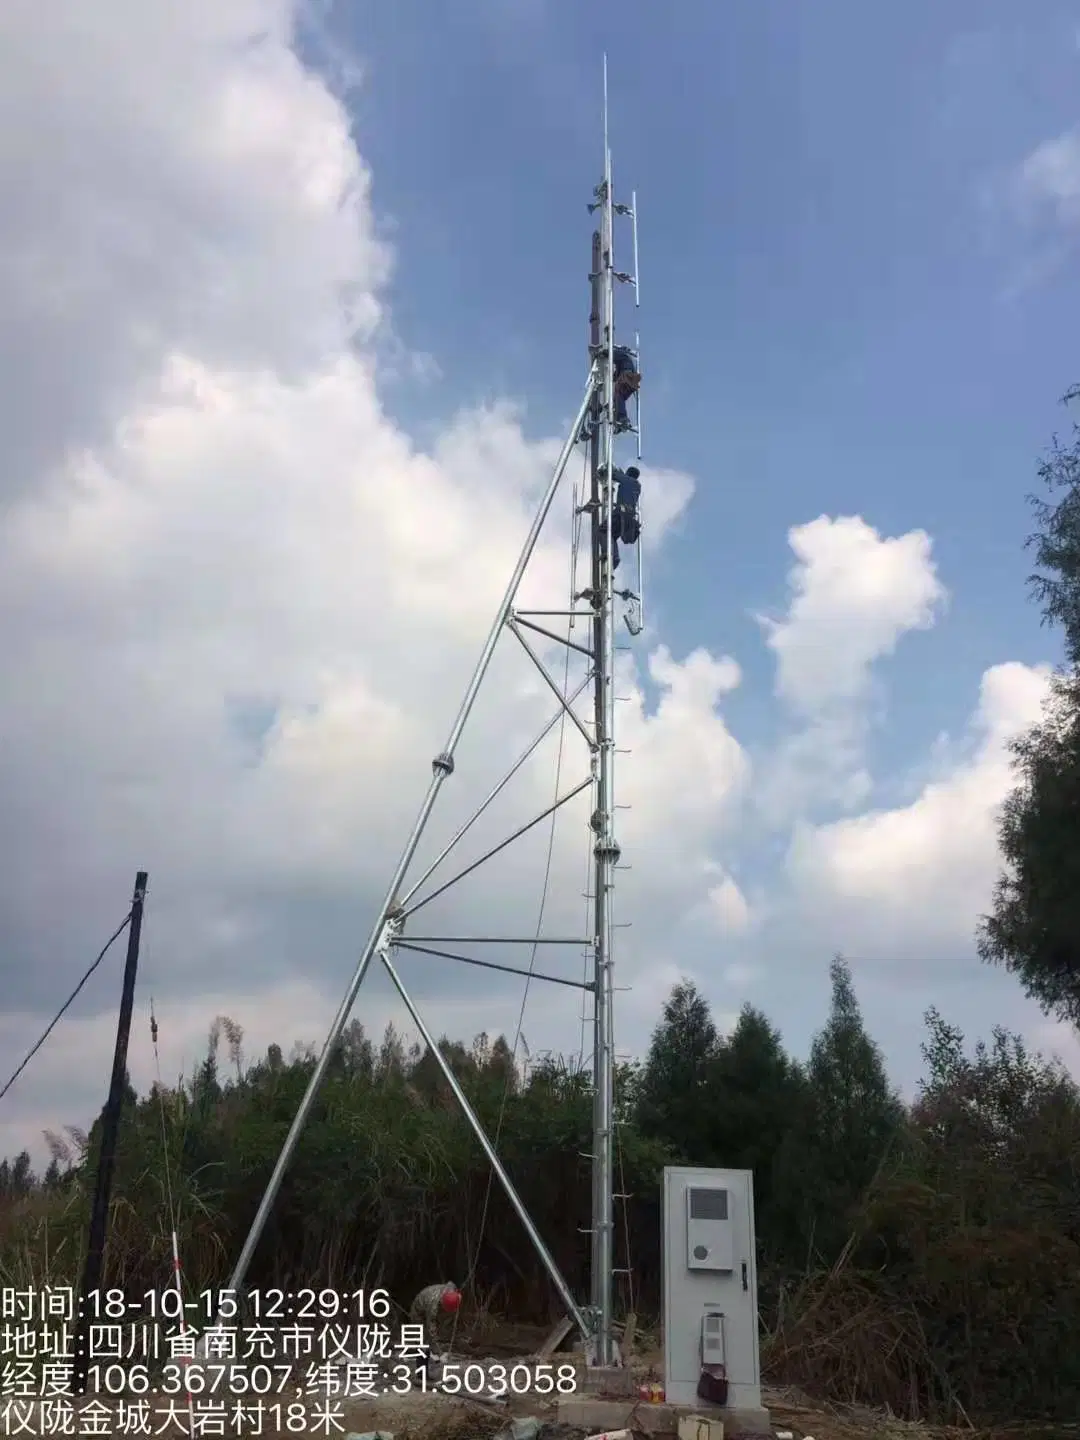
73 871 148 1395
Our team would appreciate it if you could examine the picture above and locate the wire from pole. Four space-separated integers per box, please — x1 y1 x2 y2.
577 829 593 1068
603 862 637 1320
614 1074 637 1319
0 912 133 1104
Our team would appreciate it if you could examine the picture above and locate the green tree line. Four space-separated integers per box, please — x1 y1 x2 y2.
2 964 1079 1425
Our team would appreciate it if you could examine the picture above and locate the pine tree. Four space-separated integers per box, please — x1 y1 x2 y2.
637 980 719 1160
706 1005 806 1236
979 387 1080 1022
776 957 904 1264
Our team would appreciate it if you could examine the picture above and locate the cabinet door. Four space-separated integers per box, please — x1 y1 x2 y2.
723 1177 758 1386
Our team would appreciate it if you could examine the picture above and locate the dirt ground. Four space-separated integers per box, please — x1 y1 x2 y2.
412 1323 1080 1440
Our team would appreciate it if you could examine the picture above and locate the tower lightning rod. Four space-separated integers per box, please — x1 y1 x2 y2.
631 190 640 307
603 53 609 165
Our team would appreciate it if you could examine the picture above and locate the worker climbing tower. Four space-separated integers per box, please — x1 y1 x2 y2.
226 60 644 1374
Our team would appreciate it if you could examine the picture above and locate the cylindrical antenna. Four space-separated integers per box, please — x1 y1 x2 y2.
631 190 640 307
636 502 645 634
569 467 581 630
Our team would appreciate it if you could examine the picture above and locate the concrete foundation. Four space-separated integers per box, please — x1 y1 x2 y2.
556 1395 773 1437
583 1364 637 1398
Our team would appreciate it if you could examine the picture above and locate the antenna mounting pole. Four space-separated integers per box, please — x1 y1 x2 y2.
587 49 619 1370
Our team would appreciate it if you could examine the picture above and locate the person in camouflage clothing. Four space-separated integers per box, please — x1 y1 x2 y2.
407 1281 462 1355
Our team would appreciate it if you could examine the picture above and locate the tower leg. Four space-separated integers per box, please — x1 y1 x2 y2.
226 373 597 1300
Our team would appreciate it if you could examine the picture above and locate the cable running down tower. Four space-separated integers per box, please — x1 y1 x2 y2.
227 65 643 1374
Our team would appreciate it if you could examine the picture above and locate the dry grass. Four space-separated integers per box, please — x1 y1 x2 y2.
766 1389 1080 1440
764 1271 946 1422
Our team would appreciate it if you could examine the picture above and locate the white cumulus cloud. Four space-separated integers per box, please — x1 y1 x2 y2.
787 660 1054 948
756 516 948 824
1014 128 1080 230
761 515 947 715
0 0 752 1163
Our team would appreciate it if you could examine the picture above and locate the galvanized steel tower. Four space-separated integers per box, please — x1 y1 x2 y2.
228 60 643 1374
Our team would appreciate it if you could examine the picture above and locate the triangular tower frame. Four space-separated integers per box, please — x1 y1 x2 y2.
227 60 642 1372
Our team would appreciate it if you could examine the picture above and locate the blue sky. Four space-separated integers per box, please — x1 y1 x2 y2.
330 0 1075 700
2 0 1080 1161
311 0 1079 1011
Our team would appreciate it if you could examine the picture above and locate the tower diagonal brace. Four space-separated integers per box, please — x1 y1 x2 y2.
508 621 594 748
226 371 598 1302
395 940 592 991
400 774 591 920
379 940 590 1335
398 674 592 910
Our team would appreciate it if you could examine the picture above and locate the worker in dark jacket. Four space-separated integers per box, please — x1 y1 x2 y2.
613 466 641 547
611 346 640 431
600 465 641 572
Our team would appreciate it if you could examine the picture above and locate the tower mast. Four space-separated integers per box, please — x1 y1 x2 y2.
588 55 619 1369
225 60 642 1378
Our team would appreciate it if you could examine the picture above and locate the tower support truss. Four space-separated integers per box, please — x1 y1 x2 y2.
228 67 641 1375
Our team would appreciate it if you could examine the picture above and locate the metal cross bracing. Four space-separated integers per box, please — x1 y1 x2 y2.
227 61 642 1372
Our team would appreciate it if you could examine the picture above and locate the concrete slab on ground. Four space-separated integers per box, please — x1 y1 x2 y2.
556 1396 773 1437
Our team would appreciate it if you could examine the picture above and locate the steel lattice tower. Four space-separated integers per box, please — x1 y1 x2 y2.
228 61 642 1373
